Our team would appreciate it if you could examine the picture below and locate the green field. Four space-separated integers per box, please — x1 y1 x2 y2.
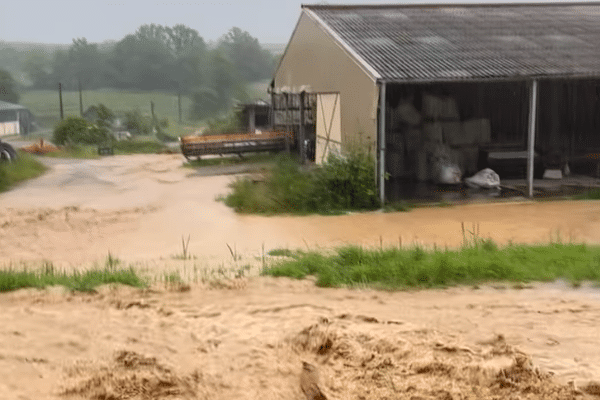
20 89 201 138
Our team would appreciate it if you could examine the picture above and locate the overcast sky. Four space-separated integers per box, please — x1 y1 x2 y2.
0 0 595 45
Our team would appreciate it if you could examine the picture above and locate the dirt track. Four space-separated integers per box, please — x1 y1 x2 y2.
1 154 600 399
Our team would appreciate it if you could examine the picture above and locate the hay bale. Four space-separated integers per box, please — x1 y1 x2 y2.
463 119 492 144
442 122 465 146
423 123 444 143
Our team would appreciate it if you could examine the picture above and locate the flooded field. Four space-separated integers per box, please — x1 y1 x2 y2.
1 154 600 399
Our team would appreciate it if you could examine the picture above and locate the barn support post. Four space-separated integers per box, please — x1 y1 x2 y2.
378 82 387 205
527 79 539 198
299 91 306 163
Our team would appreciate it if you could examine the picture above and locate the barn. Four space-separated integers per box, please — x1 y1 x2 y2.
271 2 600 202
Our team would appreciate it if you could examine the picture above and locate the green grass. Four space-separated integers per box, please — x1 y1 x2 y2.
112 139 168 154
0 152 48 192
268 248 299 258
39 138 170 159
263 241 600 290
574 188 600 200
0 263 147 293
42 144 100 159
20 89 201 137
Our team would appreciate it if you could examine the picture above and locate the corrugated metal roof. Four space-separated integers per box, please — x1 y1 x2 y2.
304 3 600 82
0 100 28 112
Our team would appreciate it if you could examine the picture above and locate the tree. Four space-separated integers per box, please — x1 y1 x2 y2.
0 69 20 103
22 52 52 89
218 27 276 82
109 33 176 90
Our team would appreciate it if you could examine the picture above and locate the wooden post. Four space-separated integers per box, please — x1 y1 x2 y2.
58 82 64 120
248 105 256 133
379 82 387 205
78 78 83 116
299 91 306 163
527 79 539 198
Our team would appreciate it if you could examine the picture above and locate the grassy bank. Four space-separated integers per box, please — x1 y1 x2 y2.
0 263 147 293
264 240 600 290
0 152 47 192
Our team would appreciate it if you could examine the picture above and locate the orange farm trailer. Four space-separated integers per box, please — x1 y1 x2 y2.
179 131 294 160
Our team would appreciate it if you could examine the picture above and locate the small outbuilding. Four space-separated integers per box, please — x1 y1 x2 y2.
0 101 34 136
272 2 600 201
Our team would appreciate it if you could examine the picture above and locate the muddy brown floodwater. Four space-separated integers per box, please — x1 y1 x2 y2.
1 154 600 399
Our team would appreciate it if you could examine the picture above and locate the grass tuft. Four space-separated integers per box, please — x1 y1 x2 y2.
0 261 146 293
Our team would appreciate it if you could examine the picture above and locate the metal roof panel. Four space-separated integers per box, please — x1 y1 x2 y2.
304 3 600 82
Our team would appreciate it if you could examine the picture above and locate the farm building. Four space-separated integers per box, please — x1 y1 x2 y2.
0 101 34 136
271 2 600 201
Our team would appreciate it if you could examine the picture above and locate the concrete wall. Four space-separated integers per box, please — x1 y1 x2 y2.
273 10 379 153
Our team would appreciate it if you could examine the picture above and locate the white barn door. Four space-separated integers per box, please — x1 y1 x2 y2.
315 93 341 164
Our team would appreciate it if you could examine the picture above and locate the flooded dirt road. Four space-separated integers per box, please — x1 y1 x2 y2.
0 154 599 266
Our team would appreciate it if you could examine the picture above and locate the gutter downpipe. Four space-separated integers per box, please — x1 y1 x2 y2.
378 81 387 205
527 79 539 198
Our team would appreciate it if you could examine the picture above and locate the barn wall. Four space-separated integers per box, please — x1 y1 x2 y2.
273 10 379 153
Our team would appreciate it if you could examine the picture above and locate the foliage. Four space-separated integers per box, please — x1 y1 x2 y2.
123 109 153 135
10 24 275 96
218 27 277 82
0 68 20 103
315 151 379 210
42 144 99 159
85 103 114 126
574 188 600 200
52 116 111 145
203 111 244 135
223 150 379 214
0 151 47 193
264 242 600 290
0 263 146 292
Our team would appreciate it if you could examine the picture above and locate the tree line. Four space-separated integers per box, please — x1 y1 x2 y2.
7 24 278 119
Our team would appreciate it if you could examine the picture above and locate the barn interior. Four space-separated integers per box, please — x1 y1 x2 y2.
384 80 600 202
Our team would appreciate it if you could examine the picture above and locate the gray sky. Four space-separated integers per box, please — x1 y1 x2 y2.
0 0 595 45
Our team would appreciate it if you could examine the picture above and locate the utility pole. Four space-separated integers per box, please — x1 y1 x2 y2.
58 82 64 120
178 93 182 124
78 78 83 116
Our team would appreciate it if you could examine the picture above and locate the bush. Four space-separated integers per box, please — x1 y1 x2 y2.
315 151 379 210
52 116 111 146
223 149 379 214
123 109 153 135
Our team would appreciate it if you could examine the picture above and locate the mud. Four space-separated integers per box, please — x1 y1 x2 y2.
1 154 600 399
